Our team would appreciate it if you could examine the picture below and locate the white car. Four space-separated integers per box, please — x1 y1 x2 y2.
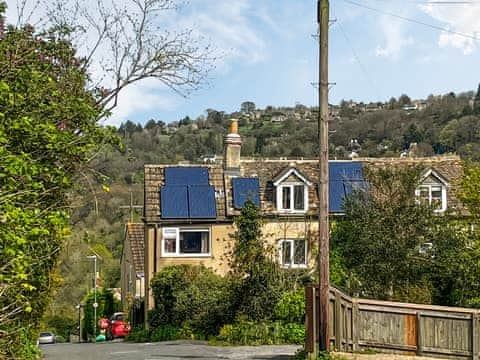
38 332 56 345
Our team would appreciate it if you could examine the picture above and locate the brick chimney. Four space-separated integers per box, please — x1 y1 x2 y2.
224 119 242 174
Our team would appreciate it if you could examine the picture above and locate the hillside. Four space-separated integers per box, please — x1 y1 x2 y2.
51 88 480 317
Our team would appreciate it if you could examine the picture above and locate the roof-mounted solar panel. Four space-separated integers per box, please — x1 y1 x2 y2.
232 178 260 209
329 162 363 181
164 167 209 186
188 185 216 218
161 186 189 218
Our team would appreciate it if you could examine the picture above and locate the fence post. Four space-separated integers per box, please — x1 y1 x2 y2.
352 300 359 352
472 313 478 360
335 290 342 351
305 285 317 357
416 312 423 356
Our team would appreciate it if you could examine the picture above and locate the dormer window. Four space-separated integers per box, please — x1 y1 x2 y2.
279 184 307 211
415 169 448 213
273 167 312 213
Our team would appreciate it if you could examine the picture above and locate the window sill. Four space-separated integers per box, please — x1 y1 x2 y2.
161 254 211 258
277 209 308 214
281 264 307 269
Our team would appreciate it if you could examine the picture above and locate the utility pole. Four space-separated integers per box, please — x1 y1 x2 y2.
318 0 330 353
119 191 142 222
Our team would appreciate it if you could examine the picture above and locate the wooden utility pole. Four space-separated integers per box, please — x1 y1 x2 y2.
318 0 330 353
119 191 142 222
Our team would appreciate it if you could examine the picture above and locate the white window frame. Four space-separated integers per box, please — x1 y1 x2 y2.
278 239 307 268
415 184 447 213
276 183 309 213
162 227 211 257
273 168 312 214
415 169 448 213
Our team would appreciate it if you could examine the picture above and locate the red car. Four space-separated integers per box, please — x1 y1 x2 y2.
106 312 131 340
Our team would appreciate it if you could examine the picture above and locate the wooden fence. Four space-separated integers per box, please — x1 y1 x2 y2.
306 286 480 359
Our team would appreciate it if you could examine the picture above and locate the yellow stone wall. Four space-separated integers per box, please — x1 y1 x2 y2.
145 219 318 310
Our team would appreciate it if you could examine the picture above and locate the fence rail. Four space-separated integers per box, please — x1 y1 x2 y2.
306 286 480 359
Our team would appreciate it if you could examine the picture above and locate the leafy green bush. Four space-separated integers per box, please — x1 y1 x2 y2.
44 315 77 341
149 265 233 336
274 290 305 324
150 325 182 342
54 335 66 343
215 320 305 345
279 323 305 344
125 327 151 342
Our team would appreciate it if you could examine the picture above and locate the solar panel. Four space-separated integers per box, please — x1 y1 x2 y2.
161 186 189 218
329 181 346 213
329 162 363 181
164 167 209 186
232 178 260 209
188 185 216 218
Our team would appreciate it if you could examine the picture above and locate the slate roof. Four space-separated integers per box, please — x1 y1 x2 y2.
126 223 144 273
144 164 225 222
143 155 465 222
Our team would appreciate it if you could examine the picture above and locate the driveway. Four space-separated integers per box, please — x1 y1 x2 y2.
41 340 300 360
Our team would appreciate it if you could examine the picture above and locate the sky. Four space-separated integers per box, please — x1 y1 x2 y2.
5 0 480 126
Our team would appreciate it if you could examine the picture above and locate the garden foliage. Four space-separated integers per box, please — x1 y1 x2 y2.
145 201 306 345
0 6 116 357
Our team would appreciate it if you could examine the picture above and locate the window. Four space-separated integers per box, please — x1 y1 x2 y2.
162 228 210 257
277 184 308 212
415 184 446 212
279 239 307 268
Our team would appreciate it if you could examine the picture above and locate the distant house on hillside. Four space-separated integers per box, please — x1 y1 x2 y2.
140 119 464 315
271 111 287 122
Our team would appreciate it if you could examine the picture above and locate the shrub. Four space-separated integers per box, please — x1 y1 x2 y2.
44 315 77 341
274 289 305 324
150 325 181 342
125 327 151 342
280 323 305 344
149 265 234 336
216 320 305 345
54 335 66 343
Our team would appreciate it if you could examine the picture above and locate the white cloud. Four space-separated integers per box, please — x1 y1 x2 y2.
420 4 480 54
375 16 414 59
178 0 269 65
102 79 179 126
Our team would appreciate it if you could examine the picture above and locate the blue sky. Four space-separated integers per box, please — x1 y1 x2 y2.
6 0 480 125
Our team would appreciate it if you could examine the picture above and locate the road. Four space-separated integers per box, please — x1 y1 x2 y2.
40 340 300 360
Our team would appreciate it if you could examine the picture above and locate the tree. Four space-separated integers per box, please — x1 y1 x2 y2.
474 83 480 115
229 201 290 321
332 166 458 302
398 94 411 106
14 0 216 117
0 14 116 357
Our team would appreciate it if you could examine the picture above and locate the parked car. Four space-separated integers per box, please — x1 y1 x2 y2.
106 312 130 340
38 332 56 345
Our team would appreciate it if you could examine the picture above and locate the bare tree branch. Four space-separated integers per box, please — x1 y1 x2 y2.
39 0 217 120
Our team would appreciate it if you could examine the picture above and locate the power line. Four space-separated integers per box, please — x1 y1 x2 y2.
337 20 381 100
372 0 480 4
343 0 480 41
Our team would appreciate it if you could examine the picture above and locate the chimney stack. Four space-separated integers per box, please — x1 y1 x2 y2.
224 119 242 174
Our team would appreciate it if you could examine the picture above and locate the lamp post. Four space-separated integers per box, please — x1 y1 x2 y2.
86 255 97 340
75 304 84 343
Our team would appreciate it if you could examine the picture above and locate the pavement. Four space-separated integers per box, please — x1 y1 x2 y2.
40 340 301 360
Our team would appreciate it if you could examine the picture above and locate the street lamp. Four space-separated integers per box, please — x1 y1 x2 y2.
86 255 97 340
